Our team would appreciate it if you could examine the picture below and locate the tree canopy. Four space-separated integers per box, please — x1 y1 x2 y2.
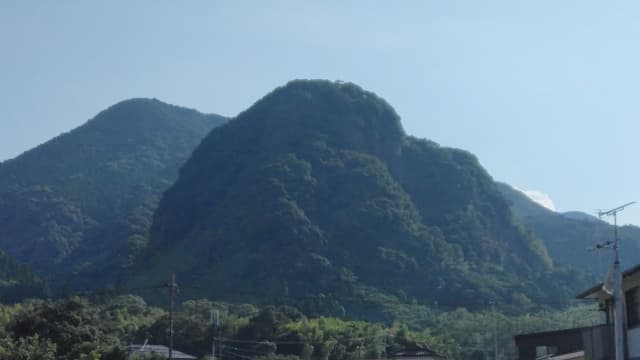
132 80 586 314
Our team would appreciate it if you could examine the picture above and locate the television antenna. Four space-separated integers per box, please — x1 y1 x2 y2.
595 201 635 360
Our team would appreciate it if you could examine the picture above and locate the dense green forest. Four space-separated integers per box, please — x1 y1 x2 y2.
0 99 225 290
0 295 598 360
0 250 49 303
0 81 610 359
132 80 588 313
497 182 640 280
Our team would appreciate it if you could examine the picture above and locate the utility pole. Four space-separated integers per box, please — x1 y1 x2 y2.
491 300 498 360
210 309 219 360
597 201 636 360
166 272 178 360
382 332 387 360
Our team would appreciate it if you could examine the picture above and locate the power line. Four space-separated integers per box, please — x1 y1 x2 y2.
162 283 594 308
221 348 255 360
224 345 278 356
214 334 385 346
59 282 595 312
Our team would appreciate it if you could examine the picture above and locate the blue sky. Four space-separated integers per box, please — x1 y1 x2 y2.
1 1 639 227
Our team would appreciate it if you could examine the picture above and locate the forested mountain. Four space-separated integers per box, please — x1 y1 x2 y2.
0 98 225 291
0 249 49 302
497 182 640 280
131 80 586 314
0 82 602 359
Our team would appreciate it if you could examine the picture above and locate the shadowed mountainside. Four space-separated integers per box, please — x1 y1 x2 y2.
131 80 585 314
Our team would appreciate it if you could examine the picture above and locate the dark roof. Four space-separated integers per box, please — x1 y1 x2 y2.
391 342 445 358
576 263 640 299
128 344 197 359
393 350 443 357
514 325 592 340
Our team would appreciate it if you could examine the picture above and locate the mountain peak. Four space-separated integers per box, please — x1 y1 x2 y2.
0 99 225 290
89 98 219 129
134 80 573 311
238 79 405 153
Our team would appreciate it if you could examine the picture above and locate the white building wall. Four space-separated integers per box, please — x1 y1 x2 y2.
628 327 640 359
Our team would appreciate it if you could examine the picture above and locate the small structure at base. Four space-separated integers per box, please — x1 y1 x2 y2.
127 344 197 359
514 325 612 360
548 351 585 360
514 263 640 359
391 342 446 360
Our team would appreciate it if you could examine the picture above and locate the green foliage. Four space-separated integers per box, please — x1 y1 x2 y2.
132 80 582 313
0 250 49 303
0 81 601 359
9 297 108 358
0 334 57 360
0 295 164 359
0 98 225 295
430 304 599 359
0 295 599 360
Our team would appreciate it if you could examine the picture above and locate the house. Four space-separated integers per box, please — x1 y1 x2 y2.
515 264 640 360
127 344 197 359
576 263 640 359
514 325 611 360
391 342 446 360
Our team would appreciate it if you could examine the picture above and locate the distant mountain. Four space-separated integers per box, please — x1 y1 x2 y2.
494 183 554 218
498 182 640 278
494 184 599 224
561 211 600 223
130 80 584 313
0 99 225 291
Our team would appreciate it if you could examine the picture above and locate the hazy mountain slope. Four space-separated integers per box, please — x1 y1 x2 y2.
0 98 225 290
498 182 640 278
131 80 583 312
494 182 554 218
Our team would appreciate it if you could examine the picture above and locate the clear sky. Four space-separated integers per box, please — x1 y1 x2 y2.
1 1 639 226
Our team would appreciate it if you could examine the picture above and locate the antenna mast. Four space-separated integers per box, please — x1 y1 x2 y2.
597 201 635 360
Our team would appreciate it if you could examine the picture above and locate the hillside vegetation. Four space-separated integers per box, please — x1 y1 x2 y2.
0 99 225 290
0 81 604 360
0 295 597 360
132 80 587 314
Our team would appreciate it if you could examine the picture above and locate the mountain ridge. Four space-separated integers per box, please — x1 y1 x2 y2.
131 80 580 313
0 98 226 291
